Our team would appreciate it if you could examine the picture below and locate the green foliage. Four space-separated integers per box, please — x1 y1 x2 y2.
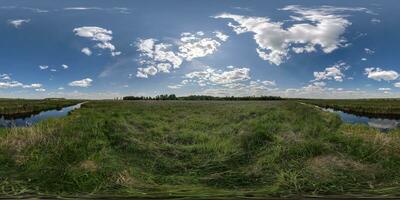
0 100 399 198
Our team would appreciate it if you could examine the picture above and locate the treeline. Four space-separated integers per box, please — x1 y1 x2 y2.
123 95 283 101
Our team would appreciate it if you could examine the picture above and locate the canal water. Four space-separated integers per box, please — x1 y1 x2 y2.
0 103 83 128
323 108 400 131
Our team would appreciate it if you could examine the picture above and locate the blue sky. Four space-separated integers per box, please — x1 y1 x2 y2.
0 0 399 99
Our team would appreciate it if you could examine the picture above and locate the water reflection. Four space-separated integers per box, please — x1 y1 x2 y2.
323 108 400 131
0 103 83 128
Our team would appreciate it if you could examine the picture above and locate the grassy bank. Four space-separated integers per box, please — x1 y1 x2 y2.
0 100 399 198
301 99 400 119
0 99 83 118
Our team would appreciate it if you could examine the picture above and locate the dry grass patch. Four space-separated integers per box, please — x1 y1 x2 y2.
307 155 375 180
79 160 98 172
279 131 303 144
0 122 63 165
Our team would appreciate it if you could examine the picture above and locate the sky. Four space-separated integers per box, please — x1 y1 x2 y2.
0 0 399 99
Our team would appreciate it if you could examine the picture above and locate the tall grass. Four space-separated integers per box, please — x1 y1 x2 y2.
0 100 399 198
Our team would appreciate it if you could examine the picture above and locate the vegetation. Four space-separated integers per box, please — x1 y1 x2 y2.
302 99 400 119
0 100 399 198
0 99 82 119
123 94 283 101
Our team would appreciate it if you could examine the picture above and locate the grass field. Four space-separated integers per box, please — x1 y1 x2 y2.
302 99 400 119
0 99 82 118
0 100 400 198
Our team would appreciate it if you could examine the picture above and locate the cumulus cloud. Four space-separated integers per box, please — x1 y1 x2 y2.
0 74 11 80
39 65 49 70
215 5 370 65
0 75 44 90
73 26 121 56
313 62 349 82
185 67 250 85
378 87 391 94
364 48 375 54
68 78 93 87
0 81 23 88
394 82 400 88
62 64 69 69
371 18 381 24
178 32 223 61
136 66 158 78
214 31 229 42
136 31 227 78
81 47 92 56
199 79 278 97
8 19 30 28
22 83 42 88
364 67 399 81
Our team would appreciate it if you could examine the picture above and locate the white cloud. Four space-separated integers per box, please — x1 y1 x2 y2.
136 31 226 78
0 81 23 88
63 7 131 14
313 62 349 82
58 87 64 90
0 74 11 80
214 31 229 42
262 80 276 86
8 19 30 28
35 88 46 92
371 18 381 24
136 66 158 78
39 65 49 70
185 66 250 85
364 48 375 54
364 67 399 81
178 32 222 61
215 5 369 65
198 79 278 97
361 58 367 61
81 47 92 56
168 84 183 89
22 83 42 88
68 78 93 87
394 82 400 88
378 87 391 94
64 7 102 10
73 26 121 56
62 64 69 69
0 75 44 90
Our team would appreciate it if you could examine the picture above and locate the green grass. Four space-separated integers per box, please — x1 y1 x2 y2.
0 99 82 118
0 100 399 198
302 99 400 118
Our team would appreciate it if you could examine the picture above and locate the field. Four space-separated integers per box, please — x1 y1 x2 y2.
302 99 400 119
0 99 82 118
0 100 400 198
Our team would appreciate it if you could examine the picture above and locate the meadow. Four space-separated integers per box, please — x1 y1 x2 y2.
0 100 400 198
302 99 400 119
0 99 82 118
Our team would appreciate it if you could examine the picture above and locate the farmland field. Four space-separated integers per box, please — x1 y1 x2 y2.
0 100 400 198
